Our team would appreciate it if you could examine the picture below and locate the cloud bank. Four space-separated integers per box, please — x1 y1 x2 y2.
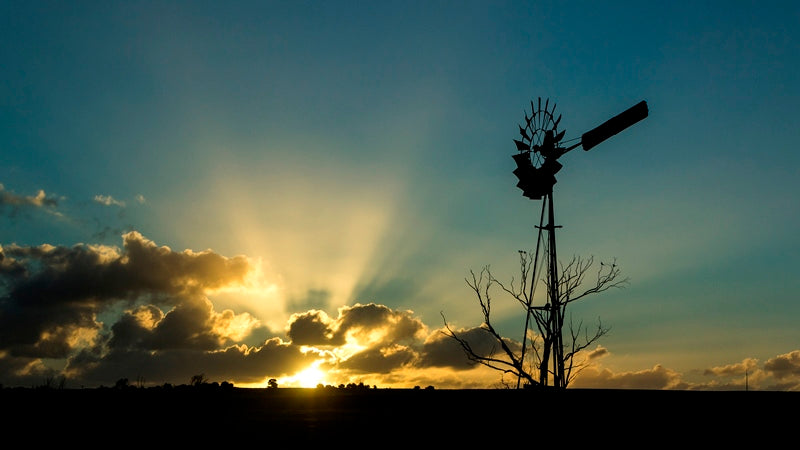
0 232 488 388
1 231 800 390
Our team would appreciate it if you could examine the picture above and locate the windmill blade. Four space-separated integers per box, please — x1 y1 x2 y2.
554 113 562 128
514 139 531 151
519 125 530 141
525 112 532 126
544 98 549 116
554 129 566 142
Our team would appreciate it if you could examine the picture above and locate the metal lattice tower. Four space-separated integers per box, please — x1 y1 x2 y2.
511 98 648 388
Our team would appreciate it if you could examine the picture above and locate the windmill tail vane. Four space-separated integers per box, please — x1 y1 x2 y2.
581 100 648 151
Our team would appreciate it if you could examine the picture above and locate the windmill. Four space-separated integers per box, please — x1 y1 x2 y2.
511 98 648 387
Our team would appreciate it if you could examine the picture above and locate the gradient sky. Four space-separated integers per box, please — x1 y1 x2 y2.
2 1 799 390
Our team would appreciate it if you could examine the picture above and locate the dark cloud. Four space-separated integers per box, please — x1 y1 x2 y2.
0 231 253 357
334 303 424 344
2 232 479 388
119 231 252 295
146 296 229 351
286 304 517 378
287 303 426 348
418 326 505 369
109 305 164 350
2 231 251 305
338 344 416 373
286 310 334 345
109 296 237 351
287 303 462 377
66 338 317 388
0 232 269 387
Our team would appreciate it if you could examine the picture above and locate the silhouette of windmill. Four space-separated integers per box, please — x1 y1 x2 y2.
512 98 648 387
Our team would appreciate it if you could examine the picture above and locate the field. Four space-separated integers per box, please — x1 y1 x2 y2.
2 387 792 445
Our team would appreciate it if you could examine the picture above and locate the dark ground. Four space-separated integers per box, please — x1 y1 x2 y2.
2 387 792 445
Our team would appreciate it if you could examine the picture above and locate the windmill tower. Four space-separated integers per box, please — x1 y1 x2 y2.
511 98 648 387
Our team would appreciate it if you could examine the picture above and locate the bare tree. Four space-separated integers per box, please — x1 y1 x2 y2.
190 373 206 387
442 250 628 389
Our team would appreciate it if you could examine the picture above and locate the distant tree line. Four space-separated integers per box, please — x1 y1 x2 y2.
2 374 435 391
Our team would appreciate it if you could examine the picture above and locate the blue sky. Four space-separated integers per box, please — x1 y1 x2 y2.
1 1 799 389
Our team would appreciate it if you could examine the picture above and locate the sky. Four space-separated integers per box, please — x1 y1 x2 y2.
1 1 799 390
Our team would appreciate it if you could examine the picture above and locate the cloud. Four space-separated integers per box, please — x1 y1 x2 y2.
571 364 686 390
93 194 126 207
0 183 61 216
286 303 435 378
108 296 261 351
338 344 417 374
418 325 514 369
764 351 800 380
0 233 458 388
135 194 146 204
571 354 800 391
0 232 265 386
66 338 318 388
287 303 426 348
286 309 334 345
585 346 610 360
3 231 800 390
703 358 758 377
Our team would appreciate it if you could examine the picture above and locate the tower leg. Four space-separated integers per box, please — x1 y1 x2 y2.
546 191 564 388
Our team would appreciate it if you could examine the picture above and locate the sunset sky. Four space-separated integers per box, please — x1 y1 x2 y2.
2 1 799 390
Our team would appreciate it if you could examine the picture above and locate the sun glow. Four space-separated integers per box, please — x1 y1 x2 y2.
205 158 405 329
286 362 328 388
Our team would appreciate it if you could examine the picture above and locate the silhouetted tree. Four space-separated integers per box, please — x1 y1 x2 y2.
268 378 278 389
190 374 206 386
442 252 627 389
38 373 65 389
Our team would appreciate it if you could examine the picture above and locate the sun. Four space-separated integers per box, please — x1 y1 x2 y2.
290 364 327 388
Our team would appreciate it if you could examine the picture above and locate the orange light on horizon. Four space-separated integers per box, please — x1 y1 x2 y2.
282 362 328 388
